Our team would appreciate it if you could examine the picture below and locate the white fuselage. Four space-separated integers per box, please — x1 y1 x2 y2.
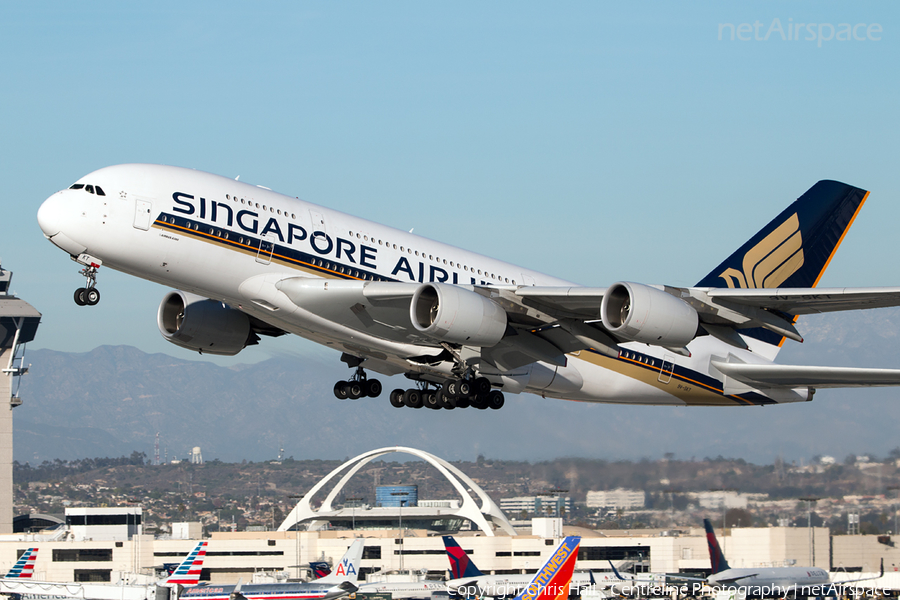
708 566 830 594
37 164 806 406
356 580 447 599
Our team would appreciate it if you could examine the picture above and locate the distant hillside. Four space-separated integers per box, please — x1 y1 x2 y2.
15 307 900 464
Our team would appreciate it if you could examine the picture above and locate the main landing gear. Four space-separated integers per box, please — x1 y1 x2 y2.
389 377 505 411
73 263 101 306
333 362 383 400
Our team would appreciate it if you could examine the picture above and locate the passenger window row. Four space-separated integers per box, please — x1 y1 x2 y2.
346 229 516 285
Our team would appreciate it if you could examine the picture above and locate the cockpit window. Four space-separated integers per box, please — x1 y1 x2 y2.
69 183 105 195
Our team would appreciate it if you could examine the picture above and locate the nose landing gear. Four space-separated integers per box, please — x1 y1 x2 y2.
73 258 101 306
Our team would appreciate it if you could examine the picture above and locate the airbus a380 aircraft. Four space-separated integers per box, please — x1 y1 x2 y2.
37 165 900 410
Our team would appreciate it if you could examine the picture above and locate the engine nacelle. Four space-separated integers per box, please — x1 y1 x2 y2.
600 281 699 348
157 291 253 356
410 283 507 346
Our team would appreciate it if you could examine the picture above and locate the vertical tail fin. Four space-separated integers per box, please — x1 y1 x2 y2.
4 548 38 579
163 541 207 586
317 539 364 584
695 180 869 347
512 536 581 600
607 560 627 581
309 561 332 580
703 519 730 574
442 536 483 579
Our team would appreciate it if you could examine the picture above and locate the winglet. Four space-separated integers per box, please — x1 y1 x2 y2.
317 539 364 583
443 535 484 579
162 541 208 586
4 548 38 579
703 519 730 574
512 536 581 600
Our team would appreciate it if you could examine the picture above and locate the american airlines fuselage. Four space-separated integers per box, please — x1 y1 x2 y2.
36 164 813 407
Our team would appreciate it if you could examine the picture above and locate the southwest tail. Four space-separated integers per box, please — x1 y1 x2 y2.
703 519 730 574
512 536 581 600
4 548 38 579
317 539 364 584
162 541 207 586
695 180 869 346
443 535 484 579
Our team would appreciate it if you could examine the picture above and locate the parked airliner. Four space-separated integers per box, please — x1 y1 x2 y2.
703 519 882 596
179 538 363 600
443 535 592 597
0 542 207 600
37 165 900 410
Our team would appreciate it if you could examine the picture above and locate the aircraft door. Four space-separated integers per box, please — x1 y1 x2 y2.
133 199 153 230
658 354 676 384
256 232 277 265
310 209 326 233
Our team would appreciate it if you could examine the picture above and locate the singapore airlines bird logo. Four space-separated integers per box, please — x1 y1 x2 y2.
719 213 804 289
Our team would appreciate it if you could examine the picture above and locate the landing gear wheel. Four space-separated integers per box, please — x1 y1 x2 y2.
444 379 460 398
472 377 491 395
487 390 505 410
437 389 455 409
403 389 423 409
455 397 470 409
347 382 364 399
365 379 383 398
457 379 472 398
472 394 489 410
423 391 440 410
334 381 349 399
389 389 405 408
74 288 87 306
85 288 100 305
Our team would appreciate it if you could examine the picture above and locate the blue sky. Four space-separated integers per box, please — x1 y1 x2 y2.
2 1 898 367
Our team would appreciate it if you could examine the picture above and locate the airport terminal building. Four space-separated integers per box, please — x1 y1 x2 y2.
0 447 894 588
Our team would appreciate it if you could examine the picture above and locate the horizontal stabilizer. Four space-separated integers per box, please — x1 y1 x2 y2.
711 361 900 388
707 286 900 315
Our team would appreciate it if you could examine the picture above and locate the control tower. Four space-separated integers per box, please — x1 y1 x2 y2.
0 262 41 533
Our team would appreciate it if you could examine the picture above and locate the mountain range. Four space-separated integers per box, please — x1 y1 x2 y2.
14 307 900 465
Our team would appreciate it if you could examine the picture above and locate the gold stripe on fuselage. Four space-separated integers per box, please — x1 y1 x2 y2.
574 351 757 406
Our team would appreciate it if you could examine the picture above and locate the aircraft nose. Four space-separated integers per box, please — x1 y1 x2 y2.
37 192 63 237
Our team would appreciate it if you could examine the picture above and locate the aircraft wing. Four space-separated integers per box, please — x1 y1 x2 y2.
711 362 900 389
705 287 900 314
247 275 900 375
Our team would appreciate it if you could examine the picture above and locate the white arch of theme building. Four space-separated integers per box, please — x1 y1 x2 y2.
277 446 516 536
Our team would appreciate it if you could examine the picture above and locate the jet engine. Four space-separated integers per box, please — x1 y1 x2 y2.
157 291 254 355
600 281 699 348
410 283 507 346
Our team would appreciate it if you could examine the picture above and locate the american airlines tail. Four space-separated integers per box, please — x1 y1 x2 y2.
162 541 208 586
703 519 731 574
512 536 581 600
3 548 38 579
316 539 364 584
695 180 868 357
442 536 484 579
